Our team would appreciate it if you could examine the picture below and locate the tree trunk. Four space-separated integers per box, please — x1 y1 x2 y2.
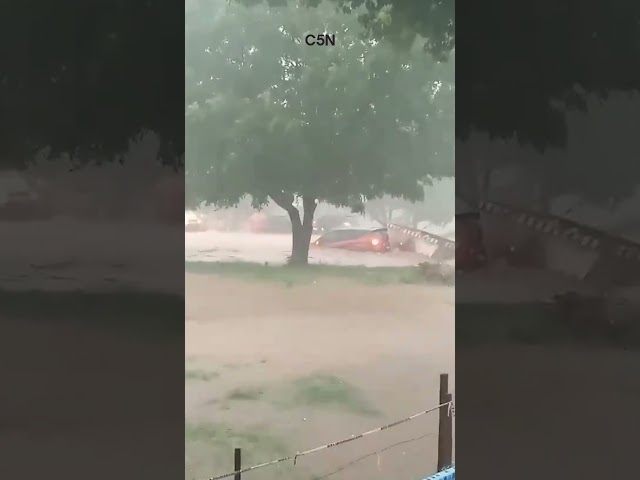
289 220 313 264
269 192 316 265
288 197 316 265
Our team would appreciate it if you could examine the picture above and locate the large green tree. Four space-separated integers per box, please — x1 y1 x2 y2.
245 0 640 206
261 0 637 148
5 1 639 207
186 0 454 263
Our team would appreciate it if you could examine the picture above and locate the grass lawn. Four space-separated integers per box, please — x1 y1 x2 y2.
185 260 429 286
220 373 379 416
186 373 378 479
185 421 296 480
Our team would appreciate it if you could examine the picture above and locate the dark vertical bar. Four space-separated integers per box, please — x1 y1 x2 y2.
437 373 453 471
234 447 242 480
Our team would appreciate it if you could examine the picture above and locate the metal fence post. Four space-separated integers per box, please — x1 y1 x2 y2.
234 448 242 480
437 373 453 471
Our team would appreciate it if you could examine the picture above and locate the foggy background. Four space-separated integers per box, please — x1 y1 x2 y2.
184 0 455 267
183 2 455 480
0 133 183 292
458 92 640 238
457 91 640 305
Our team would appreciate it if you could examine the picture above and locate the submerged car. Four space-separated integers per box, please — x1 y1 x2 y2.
311 228 391 253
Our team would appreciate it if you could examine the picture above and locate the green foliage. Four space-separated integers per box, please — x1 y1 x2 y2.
185 0 454 211
249 0 640 204
457 1 640 148
185 421 293 480
382 0 640 204
5 0 640 211
0 1 183 168
242 0 455 58
293 0 639 149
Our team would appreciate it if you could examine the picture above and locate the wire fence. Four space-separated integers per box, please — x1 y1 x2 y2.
204 373 455 480
314 432 438 479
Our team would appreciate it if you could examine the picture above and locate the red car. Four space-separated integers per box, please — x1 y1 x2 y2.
311 228 391 253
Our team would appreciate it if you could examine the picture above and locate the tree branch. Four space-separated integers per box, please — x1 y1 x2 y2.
269 191 301 226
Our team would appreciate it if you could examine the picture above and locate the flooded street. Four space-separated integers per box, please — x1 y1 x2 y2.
185 274 454 480
0 220 183 292
185 230 428 267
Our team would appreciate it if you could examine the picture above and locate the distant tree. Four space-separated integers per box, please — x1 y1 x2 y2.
408 179 455 227
365 179 454 228
185 1 454 264
365 196 406 227
236 0 454 57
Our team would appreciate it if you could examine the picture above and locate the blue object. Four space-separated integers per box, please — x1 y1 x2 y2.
421 466 455 480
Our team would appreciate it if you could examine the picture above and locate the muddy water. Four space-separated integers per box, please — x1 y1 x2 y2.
185 275 454 480
0 220 183 292
186 231 427 267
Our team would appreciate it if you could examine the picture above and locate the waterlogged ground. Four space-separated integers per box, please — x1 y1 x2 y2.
185 273 455 480
185 230 428 267
0 220 423 292
0 219 183 292
1 220 454 479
